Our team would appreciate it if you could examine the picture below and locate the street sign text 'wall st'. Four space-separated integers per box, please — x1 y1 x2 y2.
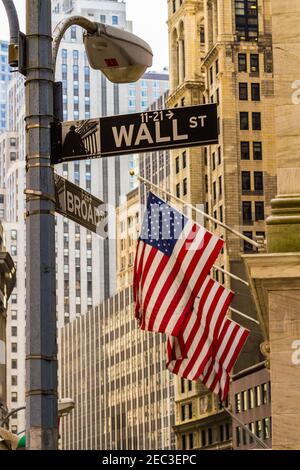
54 174 107 235
51 104 218 163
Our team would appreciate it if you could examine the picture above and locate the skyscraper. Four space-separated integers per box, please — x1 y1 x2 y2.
0 41 10 133
167 0 276 449
59 285 176 450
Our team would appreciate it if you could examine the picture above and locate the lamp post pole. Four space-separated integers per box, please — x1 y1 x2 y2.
25 0 58 449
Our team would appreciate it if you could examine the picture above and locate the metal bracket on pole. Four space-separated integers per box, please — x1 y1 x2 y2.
24 189 56 204
25 210 56 218
26 354 57 361
26 390 58 398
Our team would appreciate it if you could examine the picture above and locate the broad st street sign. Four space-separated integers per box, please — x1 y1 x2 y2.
54 174 107 234
51 104 218 164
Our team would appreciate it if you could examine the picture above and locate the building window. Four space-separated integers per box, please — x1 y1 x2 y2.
175 156 180 174
100 14 106 23
201 429 206 447
176 183 180 198
216 59 219 75
208 428 213 445
11 376 17 386
188 403 193 419
263 417 271 439
235 393 241 413
73 49 79 65
250 53 259 73
253 141 262 160
11 326 17 337
73 65 79 82
213 181 217 200
71 25 77 40
181 405 185 421
181 378 185 394
205 174 208 193
255 385 261 406
252 112 261 130
189 433 194 449
241 141 250 160
248 388 255 409
214 210 218 229
183 178 188 196
219 205 223 222
182 151 186 168
11 343 17 353
220 425 224 442
217 146 221 164
11 359 17 369
112 15 119 25
243 201 252 223
238 53 247 72
240 112 249 130
11 392 18 402
235 0 259 42
254 171 263 191
219 176 222 196
251 83 260 101
239 82 248 100
256 420 263 439
242 390 248 410
200 27 205 44
243 231 253 252
11 310 17 320
262 383 268 404
11 229 17 240
212 152 216 170
242 171 251 191
255 201 264 220
61 64 67 81
181 434 186 450
209 66 213 85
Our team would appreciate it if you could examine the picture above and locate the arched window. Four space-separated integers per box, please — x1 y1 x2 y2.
171 28 179 88
178 21 186 81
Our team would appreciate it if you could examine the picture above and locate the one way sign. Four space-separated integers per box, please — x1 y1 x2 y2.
51 104 218 164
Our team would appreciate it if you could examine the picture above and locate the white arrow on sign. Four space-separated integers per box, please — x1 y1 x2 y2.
166 110 174 120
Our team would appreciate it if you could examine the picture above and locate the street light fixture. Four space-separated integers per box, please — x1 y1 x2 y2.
52 17 153 83
83 23 153 83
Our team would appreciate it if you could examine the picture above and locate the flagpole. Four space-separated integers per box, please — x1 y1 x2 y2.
213 265 249 287
131 172 259 249
223 407 270 449
229 307 260 325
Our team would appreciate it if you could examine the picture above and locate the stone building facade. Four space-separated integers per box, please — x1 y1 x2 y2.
167 0 276 449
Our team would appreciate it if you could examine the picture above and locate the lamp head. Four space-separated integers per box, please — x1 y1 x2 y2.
83 23 153 83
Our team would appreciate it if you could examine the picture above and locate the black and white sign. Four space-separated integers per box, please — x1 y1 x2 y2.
51 104 218 163
54 174 107 234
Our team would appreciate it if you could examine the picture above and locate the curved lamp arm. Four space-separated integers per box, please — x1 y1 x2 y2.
2 0 19 44
1 0 20 67
52 16 97 69
0 406 25 427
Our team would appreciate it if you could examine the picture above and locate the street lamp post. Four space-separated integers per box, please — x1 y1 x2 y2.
2 0 152 450
25 0 57 450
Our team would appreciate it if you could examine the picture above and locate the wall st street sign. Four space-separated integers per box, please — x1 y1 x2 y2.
54 174 107 234
51 104 218 163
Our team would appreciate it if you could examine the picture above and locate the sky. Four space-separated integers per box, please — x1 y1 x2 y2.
0 0 169 71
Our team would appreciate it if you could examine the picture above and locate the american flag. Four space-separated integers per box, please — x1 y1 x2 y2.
133 192 224 337
167 315 249 400
166 277 234 380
